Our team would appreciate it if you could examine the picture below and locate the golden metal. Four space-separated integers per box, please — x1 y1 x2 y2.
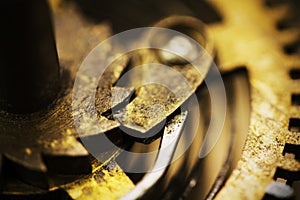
49 0 300 199
207 0 300 199
64 160 134 200
116 16 213 134
50 2 135 198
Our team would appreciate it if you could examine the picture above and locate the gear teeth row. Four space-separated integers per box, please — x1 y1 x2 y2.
206 0 300 199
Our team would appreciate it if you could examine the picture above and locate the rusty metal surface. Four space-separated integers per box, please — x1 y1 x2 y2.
0 0 212 172
0 1 135 198
207 0 300 199
1 0 300 199
50 0 300 199
64 160 134 200
0 0 213 199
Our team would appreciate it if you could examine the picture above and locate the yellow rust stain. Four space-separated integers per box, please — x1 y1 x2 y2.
65 166 134 200
207 0 300 199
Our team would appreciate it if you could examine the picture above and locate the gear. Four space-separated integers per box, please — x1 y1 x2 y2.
0 0 299 199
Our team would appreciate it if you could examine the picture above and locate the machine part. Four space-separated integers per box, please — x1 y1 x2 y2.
120 112 188 200
0 0 300 199
206 0 300 199
0 0 131 189
0 60 248 199
183 68 250 200
72 15 213 140
0 0 215 197
1 158 134 200
0 0 60 113
265 181 294 199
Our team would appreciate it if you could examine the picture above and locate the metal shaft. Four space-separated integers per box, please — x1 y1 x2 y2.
0 0 60 113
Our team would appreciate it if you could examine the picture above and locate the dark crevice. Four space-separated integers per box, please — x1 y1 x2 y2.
276 20 292 31
289 69 300 80
181 0 223 24
101 89 136 120
42 155 92 175
291 94 300 106
288 118 300 132
283 41 300 55
276 16 300 31
0 189 71 200
283 143 300 160
265 0 290 8
273 168 300 185
67 0 222 33
263 193 295 200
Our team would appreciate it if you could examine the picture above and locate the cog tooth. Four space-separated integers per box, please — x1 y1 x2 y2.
110 86 135 110
4 148 47 172
276 30 300 46
278 155 300 171
4 150 49 189
41 139 91 175
41 137 88 156
65 163 134 200
265 4 291 21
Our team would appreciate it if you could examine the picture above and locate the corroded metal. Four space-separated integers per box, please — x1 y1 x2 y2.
109 16 213 135
64 159 134 200
0 0 135 197
0 0 130 191
1 0 299 199
0 0 213 198
50 0 300 199
206 0 300 199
